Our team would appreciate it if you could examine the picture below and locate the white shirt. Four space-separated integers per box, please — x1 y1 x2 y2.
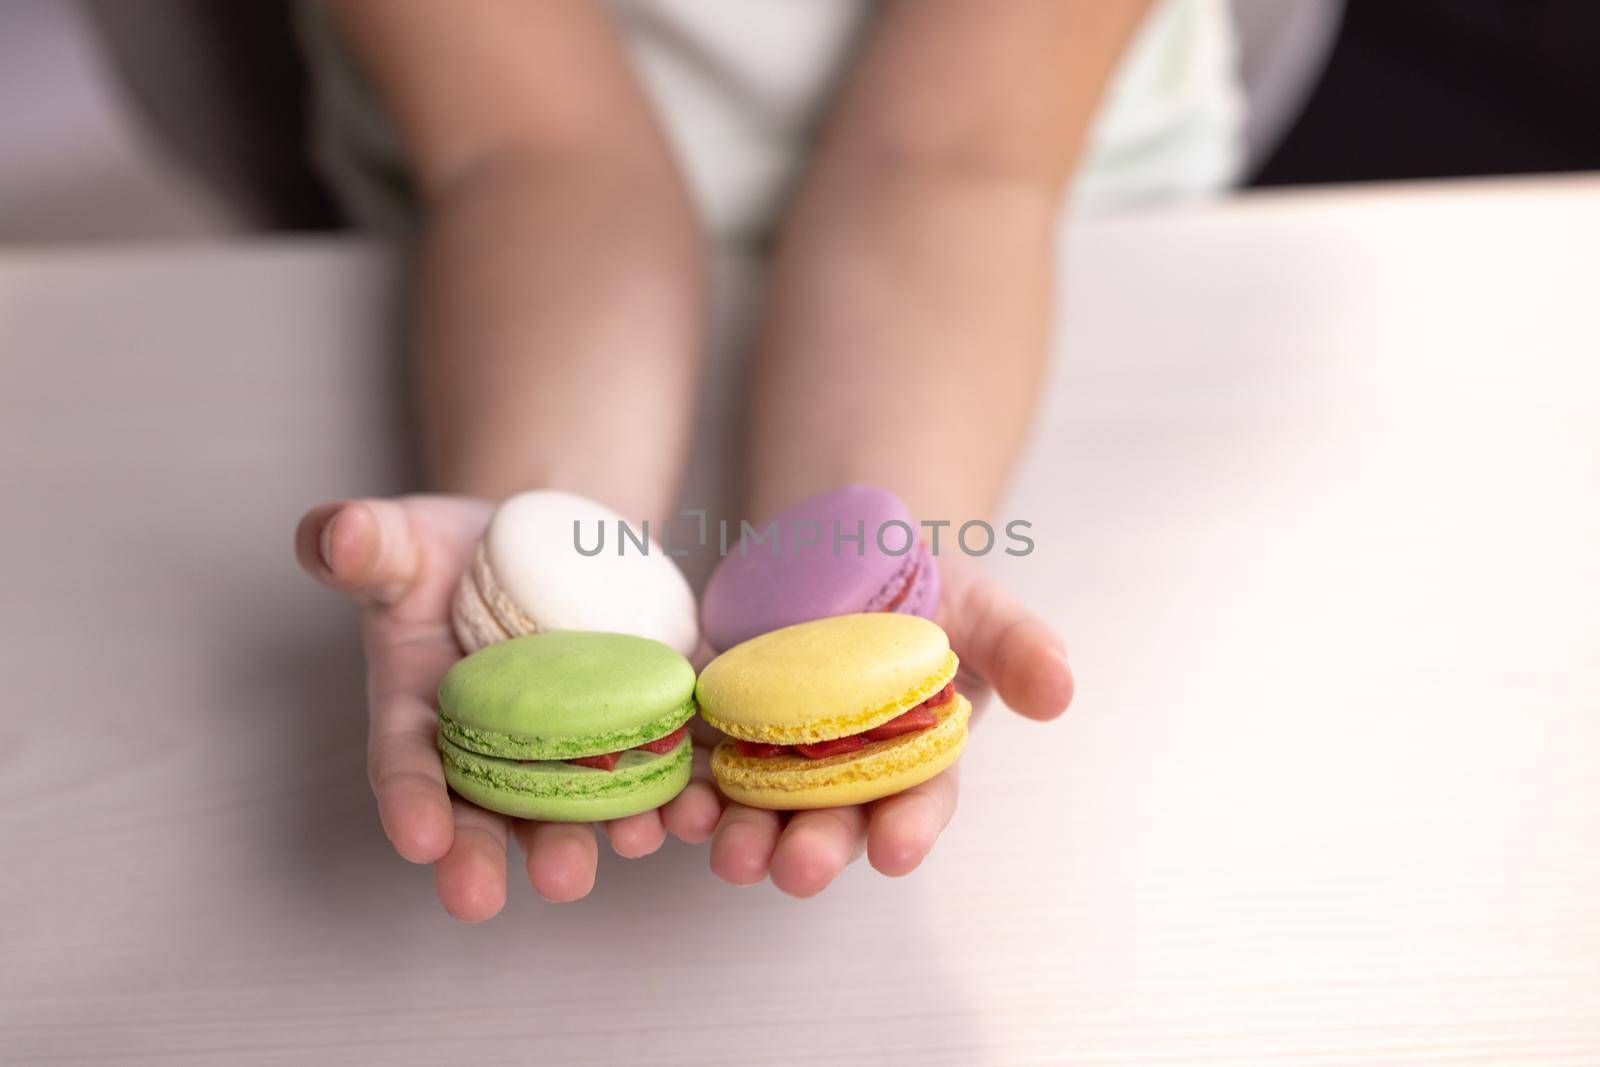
301 0 1244 240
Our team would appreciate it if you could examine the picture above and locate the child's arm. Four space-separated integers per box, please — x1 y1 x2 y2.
331 0 704 518
311 0 710 917
747 0 1149 521
719 0 1149 893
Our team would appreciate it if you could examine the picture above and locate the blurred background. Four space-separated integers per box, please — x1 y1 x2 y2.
3 0 1597 247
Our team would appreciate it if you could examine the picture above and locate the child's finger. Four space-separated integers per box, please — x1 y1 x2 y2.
662 742 723 843
603 810 667 859
294 499 423 608
661 776 723 844
768 806 867 898
709 804 782 886
515 821 599 903
866 764 960 876
367 687 456 864
433 798 510 922
939 565 1073 721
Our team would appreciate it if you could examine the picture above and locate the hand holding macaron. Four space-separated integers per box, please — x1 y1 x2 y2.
294 494 725 920
694 486 1075 897
295 487 1075 912
709 572 1074 894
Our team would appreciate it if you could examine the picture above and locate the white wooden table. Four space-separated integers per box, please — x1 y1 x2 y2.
2 177 1597 1064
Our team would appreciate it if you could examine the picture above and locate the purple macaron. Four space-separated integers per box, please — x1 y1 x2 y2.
701 485 941 651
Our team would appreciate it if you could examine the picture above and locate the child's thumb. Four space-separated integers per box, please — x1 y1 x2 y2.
294 499 421 608
939 569 1074 721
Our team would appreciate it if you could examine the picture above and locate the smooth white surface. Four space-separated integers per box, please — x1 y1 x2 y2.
2 177 1598 1064
485 489 700 655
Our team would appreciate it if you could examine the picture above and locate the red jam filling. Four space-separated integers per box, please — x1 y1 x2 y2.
635 724 690 755
731 740 790 758
733 681 955 760
566 751 620 771
793 735 868 759
521 723 691 771
863 704 938 741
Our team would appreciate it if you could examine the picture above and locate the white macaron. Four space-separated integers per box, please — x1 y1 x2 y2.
452 490 699 656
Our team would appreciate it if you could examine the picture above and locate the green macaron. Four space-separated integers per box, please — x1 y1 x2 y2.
437 631 696 821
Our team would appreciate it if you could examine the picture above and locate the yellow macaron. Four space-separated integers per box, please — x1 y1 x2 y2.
697 613 970 809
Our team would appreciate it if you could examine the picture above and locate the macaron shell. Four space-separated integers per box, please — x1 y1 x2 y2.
701 485 938 651
472 541 541 638
440 734 692 821
483 490 699 656
696 614 957 744
439 632 697 760
710 693 970 809
450 560 513 654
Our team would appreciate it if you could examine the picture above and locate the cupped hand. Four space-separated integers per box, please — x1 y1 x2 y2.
294 495 724 920
703 552 1075 896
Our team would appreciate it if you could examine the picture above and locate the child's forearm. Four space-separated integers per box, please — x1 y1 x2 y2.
743 0 1150 525
328 0 705 522
744 164 1056 525
415 153 704 520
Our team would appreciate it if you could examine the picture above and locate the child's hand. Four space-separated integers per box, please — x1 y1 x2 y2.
293 499 1069 907
293 496 722 920
704 553 1074 895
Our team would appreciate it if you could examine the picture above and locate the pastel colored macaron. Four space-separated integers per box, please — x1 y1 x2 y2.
437 632 696 821
700 485 940 652
697 613 970 810
453 490 698 657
